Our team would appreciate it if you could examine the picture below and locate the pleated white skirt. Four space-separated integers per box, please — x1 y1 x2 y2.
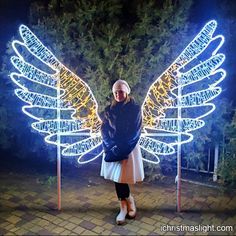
100 144 144 184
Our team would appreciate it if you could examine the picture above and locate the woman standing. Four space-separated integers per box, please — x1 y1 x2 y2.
100 79 144 225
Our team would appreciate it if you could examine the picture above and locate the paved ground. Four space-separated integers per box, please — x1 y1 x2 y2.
0 164 236 235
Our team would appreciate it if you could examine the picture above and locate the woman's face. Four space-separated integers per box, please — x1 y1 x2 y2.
113 90 127 102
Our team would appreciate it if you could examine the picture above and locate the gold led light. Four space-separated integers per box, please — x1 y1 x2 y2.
59 67 101 133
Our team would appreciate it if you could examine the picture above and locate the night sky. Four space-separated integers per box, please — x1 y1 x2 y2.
0 0 31 55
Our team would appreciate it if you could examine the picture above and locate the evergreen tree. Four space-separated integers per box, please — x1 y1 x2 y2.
28 0 193 110
218 109 236 187
181 98 233 172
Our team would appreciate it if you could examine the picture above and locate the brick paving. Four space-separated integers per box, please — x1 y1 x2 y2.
0 165 236 235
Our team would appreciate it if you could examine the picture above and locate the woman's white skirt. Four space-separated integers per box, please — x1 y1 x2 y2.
100 144 144 184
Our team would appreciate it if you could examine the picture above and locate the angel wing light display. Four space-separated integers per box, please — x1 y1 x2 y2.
10 21 225 164
10 20 225 211
10 24 103 164
140 20 225 164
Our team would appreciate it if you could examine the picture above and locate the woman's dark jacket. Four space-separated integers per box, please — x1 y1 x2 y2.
100 98 142 162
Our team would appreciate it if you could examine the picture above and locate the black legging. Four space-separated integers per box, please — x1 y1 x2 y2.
115 182 130 200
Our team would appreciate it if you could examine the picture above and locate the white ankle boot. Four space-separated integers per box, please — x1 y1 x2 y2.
126 195 136 219
116 200 128 225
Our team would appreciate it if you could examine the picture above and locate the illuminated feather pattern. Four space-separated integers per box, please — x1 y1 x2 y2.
141 20 225 163
10 25 102 163
10 20 225 164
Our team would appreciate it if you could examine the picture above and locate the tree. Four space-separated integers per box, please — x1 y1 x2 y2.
28 0 193 109
181 98 233 172
218 108 236 187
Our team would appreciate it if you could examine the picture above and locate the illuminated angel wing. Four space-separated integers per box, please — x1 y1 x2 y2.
140 20 226 164
10 25 102 163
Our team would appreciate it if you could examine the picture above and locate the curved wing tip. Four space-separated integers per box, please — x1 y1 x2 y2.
15 88 25 96
216 87 222 93
19 24 28 31
208 19 217 26
218 53 225 58
9 72 16 79
10 55 19 62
